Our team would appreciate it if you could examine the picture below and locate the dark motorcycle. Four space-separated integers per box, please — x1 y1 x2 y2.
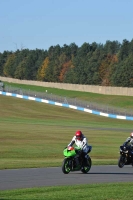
62 146 92 174
118 145 133 168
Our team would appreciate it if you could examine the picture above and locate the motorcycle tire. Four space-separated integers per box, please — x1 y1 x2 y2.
62 158 71 174
81 157 92 173
118 155 126 168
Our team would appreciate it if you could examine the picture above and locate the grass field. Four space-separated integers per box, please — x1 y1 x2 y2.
0 182 133 200
0 86 133 169
1 82 133 198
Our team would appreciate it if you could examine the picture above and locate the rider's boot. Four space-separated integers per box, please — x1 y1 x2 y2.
82 156 88 166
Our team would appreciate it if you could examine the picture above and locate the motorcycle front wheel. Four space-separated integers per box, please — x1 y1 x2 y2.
118 155 126 168
62 158 71 174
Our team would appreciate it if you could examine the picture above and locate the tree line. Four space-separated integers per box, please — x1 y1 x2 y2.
0 39 133 87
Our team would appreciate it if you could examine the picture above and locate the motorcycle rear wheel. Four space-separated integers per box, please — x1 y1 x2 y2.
118 155 126 168
62 158 71 174
81 157 92 173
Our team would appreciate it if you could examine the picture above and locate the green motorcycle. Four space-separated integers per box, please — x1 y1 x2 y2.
62 146 92 174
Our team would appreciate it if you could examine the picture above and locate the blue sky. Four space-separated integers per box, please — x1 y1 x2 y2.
0 0 133 53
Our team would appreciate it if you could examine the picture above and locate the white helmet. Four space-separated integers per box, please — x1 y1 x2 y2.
130 132 133 138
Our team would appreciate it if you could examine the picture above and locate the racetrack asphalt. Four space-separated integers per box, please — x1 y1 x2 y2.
0 165 133 190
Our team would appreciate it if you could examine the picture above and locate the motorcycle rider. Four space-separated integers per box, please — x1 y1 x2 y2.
67 130 92 165
123 132 133 165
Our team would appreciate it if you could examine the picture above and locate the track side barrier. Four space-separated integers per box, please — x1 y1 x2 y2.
1 91 133 121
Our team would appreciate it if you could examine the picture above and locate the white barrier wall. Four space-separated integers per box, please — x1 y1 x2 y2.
1 76 133 96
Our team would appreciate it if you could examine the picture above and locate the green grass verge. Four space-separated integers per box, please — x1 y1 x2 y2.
0 182 132 200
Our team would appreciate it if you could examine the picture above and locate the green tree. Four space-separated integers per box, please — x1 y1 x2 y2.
104 40 120 55
14 59 27 79
118 39 130 60
3 53 16 77
111 54 133 87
